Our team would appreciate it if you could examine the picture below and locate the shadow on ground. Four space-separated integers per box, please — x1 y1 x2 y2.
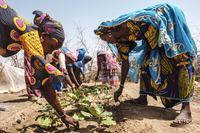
1 98 29 103
106 100 179 124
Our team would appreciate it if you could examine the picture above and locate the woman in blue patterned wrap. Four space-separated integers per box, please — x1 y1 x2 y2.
94 3 197 126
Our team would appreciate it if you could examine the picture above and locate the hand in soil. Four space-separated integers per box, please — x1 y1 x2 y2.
114 87 123 102
61 115 79 129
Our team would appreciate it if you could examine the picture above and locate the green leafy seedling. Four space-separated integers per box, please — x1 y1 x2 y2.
100 111 112 117
87 104 104 117
72 113 85 121
36 114 53 129
100 117 116 126
66 92 77 100
80 111 93 119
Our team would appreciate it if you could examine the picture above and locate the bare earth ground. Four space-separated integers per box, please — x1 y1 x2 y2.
0 82 200 133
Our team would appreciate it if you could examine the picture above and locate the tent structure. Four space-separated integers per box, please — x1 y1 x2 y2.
0 63 25 93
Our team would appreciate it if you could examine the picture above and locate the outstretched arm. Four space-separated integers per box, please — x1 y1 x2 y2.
114 57 129 102
41 78 78 128
120 59 129 86
67 66 80 88
58 52 75 90
20 31 78 128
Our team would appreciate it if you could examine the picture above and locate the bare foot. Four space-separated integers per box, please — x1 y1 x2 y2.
171 110 192 127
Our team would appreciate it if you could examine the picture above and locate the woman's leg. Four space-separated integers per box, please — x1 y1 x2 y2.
172 62 194 126
102 70 109 84
172 102 192 126
109 69 119 87
130 74 148 105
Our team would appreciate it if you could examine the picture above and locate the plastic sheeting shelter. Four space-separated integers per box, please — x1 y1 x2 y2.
0 63 25 93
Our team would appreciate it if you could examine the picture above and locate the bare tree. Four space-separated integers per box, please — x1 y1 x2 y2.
75 24 89 54
95 36 110 51
8 52 24 68
10 55 20 67
63 33 73 47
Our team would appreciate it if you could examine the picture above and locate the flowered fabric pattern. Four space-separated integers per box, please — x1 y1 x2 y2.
51 47 89 73
0 1 63 90
24 52 42 97
95 3 197 108
51 47 77 68
97 51 119 86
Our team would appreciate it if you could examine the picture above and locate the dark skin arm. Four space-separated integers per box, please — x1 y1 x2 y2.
3 1 77 127
67 66 80 88
64 74 74 88
56 53 76 91
63 73 76 93
80 70 85 80
60 67 75 90
114 58 129 102
41 77 78 128
95 23 131 102
73 67 83 85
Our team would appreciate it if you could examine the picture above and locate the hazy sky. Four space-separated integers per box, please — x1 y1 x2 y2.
7 0 200 52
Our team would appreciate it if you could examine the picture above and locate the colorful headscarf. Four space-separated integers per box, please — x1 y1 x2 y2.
32 10 65 47
61 47 77 63
76 48 86 61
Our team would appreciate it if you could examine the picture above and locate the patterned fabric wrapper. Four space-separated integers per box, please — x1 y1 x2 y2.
95 3 197 107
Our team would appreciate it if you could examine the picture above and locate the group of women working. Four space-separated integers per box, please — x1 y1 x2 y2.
0 0 78 127
0 0 197 128
25 47 92 97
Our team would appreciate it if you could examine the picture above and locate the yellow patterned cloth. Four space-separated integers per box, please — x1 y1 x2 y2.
19 31 63 90
116 43 130 61
0 0 64 91
19 30 44 59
